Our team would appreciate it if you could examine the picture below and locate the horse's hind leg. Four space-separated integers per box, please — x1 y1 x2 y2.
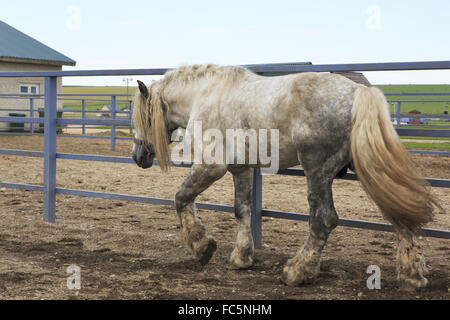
282 151 348 286
396 226 430 291
175 164 227 266
229 167 254 269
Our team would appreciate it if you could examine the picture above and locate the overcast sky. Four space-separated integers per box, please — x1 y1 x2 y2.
2 0 450 86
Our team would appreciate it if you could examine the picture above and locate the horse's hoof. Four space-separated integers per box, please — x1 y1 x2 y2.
196 237 217 266
229 249 253 269
281 268 318 286
281 255 320 286
398 275 428 292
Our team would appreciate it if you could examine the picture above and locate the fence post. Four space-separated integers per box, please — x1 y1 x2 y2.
82 99 86 135
396 101 401 128
43 76 57 223
251 168 263 249
111 95 116 151
29 98 34 134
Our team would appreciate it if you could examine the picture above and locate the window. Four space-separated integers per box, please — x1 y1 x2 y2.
19 84 39 95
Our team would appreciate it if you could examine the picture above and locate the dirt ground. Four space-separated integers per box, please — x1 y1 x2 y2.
0 133 448 300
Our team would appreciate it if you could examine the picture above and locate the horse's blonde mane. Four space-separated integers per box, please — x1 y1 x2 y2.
162 64 249 87
133 64 249 172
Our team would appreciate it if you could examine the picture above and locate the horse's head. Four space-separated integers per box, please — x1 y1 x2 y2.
132 80 156 169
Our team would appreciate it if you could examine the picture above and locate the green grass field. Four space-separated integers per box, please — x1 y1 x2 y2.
62 86 137 111
402 141 450 149
400 136 450 141
375 84 450 114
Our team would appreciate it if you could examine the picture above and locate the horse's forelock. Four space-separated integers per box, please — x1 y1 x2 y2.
132 89 150 143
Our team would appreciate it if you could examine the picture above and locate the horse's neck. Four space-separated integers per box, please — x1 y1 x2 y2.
164 69 253 129
164 79 209 129
166 107 190 131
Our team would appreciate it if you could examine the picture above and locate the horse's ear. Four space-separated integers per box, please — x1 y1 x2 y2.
137 80 149 99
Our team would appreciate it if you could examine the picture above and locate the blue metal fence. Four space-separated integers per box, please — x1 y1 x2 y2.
1 93 449 153
0 93 135 144
0 61 449 247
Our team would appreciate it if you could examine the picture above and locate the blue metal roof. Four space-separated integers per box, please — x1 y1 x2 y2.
0 21 76 66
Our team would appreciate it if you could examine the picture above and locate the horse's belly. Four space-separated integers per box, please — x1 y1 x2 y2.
276 143 300 170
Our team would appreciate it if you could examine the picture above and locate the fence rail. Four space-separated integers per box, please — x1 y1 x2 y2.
0 61 449 247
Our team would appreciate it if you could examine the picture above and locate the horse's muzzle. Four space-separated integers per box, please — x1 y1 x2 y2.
132 139 155 169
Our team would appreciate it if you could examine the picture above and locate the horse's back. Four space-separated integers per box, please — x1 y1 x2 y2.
286 72 362 144
289 72 361 110
232 71 361 122
237 72 361 141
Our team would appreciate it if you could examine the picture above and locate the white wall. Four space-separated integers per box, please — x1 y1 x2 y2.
0 61 63 130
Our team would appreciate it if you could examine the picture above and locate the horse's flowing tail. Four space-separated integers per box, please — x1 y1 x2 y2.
350 86 439 234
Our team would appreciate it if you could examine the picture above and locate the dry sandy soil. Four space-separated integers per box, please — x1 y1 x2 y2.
0 133 448 300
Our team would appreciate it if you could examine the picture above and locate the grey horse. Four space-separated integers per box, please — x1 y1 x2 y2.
131 64 439 291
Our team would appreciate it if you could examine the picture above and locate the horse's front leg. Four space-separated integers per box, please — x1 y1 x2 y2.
229 168 254 269
175 164 227 266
